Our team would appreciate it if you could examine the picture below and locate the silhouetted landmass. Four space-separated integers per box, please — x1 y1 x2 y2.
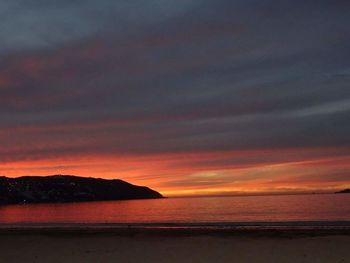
336 189 350 194
0 175 163 205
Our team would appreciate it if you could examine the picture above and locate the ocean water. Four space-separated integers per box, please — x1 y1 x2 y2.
0 194 349 224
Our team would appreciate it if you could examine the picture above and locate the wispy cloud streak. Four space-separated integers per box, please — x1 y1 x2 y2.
0 0 349 194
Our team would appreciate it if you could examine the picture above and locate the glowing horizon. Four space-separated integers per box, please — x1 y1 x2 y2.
1 147 349 196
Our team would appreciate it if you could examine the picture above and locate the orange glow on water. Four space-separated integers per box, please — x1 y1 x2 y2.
1 194 349 223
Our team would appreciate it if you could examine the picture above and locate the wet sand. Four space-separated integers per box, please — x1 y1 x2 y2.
0 225 349 263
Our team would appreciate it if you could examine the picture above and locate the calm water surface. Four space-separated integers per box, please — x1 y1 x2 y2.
0 194 349 224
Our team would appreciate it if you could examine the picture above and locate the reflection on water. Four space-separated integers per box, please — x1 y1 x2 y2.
0 194 349 224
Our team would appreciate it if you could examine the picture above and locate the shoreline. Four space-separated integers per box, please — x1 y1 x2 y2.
1 221 350 237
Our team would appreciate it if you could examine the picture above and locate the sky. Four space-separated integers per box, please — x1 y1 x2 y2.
0 0 349 196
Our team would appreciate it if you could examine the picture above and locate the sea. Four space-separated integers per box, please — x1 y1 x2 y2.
0 194 349 225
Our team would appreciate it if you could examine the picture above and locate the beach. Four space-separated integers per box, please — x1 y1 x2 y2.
1 225 349 263
1 195 349 262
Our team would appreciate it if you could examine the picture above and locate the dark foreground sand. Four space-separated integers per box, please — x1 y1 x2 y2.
0 226 349 263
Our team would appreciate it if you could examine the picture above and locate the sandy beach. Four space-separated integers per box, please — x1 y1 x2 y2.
0 226 349 263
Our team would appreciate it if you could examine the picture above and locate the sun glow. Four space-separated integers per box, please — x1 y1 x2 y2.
1 147 349 197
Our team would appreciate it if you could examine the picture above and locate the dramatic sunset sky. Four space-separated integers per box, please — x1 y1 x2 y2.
0 0 349 196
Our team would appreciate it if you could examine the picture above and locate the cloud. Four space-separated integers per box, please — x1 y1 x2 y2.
0 0 349 193
0 0 203 53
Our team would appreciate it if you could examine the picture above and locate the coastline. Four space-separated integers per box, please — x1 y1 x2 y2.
1 221 350 236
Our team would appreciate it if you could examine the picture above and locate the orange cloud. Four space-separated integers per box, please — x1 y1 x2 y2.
1 147 349 196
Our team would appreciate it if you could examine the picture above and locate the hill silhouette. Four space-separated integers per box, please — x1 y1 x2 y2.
0 175 163 205
336 189 350 194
